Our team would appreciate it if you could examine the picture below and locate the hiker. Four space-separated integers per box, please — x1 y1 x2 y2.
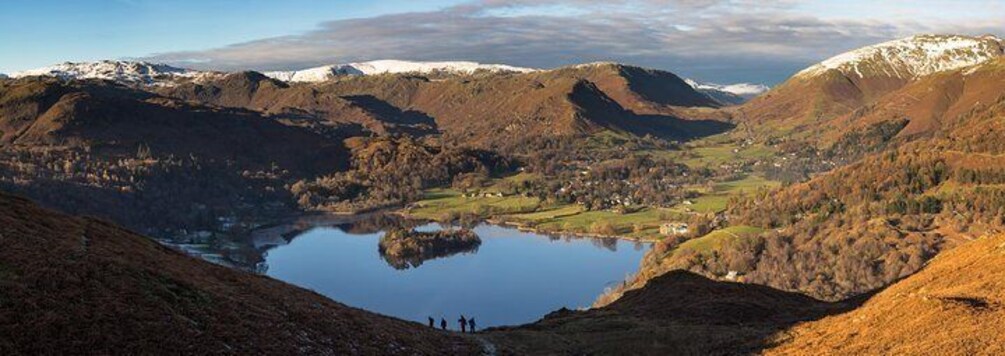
428 316 434 328
468 318 476 333
440 318 447 330
458 315 467 333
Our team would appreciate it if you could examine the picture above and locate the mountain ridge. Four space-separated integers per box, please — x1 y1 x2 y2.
738 34 1005 138
9 59 765 104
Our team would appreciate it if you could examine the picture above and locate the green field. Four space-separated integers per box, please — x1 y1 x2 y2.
648 133 779 167
675 175 781 213
408 188 541 220
673 225 765 256
528 207 682 239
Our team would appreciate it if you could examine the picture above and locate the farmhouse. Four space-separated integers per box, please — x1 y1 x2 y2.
659 222 689 236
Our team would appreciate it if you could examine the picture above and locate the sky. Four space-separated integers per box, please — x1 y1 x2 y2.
1 0 1003 84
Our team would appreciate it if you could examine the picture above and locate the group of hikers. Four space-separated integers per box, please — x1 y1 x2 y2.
428 315 477 333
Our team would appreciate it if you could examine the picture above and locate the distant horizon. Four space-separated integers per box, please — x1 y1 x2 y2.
2 0 1003 84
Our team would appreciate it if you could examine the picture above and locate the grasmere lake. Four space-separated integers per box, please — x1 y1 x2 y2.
254 217 649 328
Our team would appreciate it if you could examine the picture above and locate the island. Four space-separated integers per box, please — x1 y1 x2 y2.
378 227 482 269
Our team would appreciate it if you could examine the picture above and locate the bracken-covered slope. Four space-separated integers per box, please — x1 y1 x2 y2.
767 233 1005 355
0 77 345 174
160 62 730 147
739 34 1005 139
0 192 478 355
652 67 1005 302
826 56 1005 141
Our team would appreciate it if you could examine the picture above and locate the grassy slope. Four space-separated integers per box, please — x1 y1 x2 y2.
767 234 1005 355
674 225 766 256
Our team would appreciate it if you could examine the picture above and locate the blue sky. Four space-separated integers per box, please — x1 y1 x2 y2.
2 0 1002 84
0 0 463 73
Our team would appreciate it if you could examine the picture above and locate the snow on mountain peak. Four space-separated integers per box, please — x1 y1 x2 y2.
797 34 1005 79
10 60 220 86
263 60 537 82
685 79 769 97
685 78 769 105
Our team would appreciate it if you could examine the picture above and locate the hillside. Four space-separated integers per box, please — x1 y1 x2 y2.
767 233 1005 355
487 233 1005 355
826 56 1005 140
0 77 349 243
485 270 857 355
739 34 1005 140
0 192 478 355
161 63 730 148
0 77 345 172
630 70 1005 301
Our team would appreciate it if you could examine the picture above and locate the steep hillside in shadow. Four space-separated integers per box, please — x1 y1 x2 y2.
0 192 478 355
486 270 858 355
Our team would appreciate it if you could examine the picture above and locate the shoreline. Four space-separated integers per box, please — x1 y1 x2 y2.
392 209 660 244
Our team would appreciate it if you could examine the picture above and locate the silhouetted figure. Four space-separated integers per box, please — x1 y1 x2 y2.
468 318 476 333
440 318 447 330
428 316 435 328
458 315 467 333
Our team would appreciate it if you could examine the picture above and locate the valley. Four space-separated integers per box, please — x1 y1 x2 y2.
3 32 1005 354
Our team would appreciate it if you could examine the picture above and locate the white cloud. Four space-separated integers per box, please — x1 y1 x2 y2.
144 0 1003 84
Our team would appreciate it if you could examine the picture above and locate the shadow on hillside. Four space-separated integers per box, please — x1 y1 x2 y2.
624 114 736 141
486 270 873 355
342 95 439 136
567 79 734 142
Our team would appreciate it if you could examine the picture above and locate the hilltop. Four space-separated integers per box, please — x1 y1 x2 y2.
739 34 1005 140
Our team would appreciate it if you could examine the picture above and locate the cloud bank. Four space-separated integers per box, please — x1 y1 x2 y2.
145 0 1004 84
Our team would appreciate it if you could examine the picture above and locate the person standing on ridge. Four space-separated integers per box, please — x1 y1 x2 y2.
428 316 434 328
440 318 447 330
468 318 476 333
458 315 467 333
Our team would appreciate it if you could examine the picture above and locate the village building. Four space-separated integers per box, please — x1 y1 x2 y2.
659 222 689 236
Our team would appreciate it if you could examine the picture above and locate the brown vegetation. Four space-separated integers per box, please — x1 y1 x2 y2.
0 192 478 355
767 234 1005 355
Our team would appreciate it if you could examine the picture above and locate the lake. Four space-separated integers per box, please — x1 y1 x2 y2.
255 217 649 328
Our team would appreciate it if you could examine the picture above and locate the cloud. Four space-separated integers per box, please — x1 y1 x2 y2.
144 0 1003 84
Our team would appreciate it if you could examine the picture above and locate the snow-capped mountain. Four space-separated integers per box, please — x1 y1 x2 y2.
10 60 220 86
685 79 769 105
797 34 1005 79
264 60 537 82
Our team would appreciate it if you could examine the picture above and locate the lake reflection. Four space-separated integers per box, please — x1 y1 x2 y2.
259 218 649 328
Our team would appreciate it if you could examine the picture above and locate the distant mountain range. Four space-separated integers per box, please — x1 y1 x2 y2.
6 59 768 106
262 59 536 81
685 79 769 105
